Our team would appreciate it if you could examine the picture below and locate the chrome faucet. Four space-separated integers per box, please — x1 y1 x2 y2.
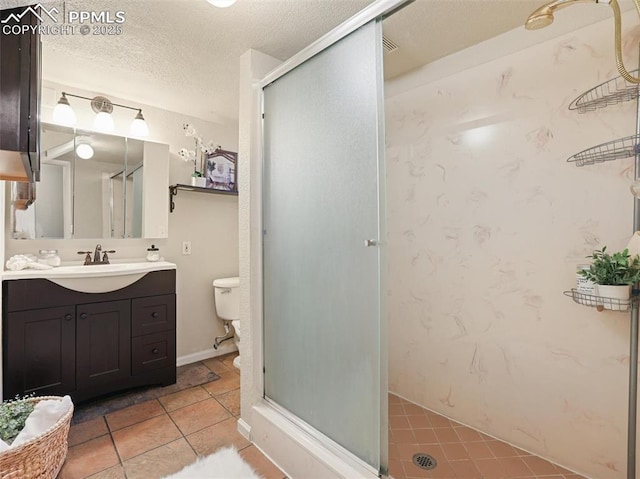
93 244 102 263
77 244 116 265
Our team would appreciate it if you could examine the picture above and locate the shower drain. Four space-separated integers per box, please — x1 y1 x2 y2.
412 453 437 470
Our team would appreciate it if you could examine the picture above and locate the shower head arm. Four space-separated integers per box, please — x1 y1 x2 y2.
525 0 604 30
526 0 640 84
539 0 604 15
610 0 640 83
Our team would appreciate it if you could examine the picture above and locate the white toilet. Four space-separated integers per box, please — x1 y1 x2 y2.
213 277 241 369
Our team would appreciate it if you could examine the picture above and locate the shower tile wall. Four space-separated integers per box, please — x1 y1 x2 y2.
385 12 640 479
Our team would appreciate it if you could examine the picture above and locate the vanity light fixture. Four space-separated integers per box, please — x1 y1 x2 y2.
92 96 115 133
130 110 149 137
52 93 77 126
207 0 237 7
52 92 150 137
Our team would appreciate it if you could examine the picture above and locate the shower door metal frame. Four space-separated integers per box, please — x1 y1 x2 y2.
628 52 640 479
260 0 413 88
258 0 413 476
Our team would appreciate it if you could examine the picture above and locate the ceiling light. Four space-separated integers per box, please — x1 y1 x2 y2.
130 110 149 137
75 143 94 160
52 93 77 126
207 0 237 7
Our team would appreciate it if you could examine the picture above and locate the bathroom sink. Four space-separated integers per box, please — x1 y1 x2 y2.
2 261 176 293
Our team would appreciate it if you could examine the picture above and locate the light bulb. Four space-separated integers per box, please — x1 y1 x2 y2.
130 110 149 137
76 143 94 160
52 94 76 126
207 0 236 7
93 111 114 132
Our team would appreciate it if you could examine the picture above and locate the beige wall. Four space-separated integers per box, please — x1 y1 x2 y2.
5 81 240 363
386 14 640 479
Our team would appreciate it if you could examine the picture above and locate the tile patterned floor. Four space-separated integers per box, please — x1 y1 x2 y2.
59 358 588 479
71 362 219 425
59 353 286 479
388 393 587 479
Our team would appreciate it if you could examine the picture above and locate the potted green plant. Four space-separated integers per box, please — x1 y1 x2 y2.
0 395 34 444
580 247 640 310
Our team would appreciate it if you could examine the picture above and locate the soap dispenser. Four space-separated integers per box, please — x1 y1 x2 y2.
146 245 160 262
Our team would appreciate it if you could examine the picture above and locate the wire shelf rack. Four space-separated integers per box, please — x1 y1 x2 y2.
566 134 640 166
564 289 637 312
569 70 640 113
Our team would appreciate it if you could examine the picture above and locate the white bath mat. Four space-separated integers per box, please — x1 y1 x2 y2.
161 446 261 479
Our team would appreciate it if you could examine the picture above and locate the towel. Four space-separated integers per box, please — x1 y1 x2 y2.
11 396 73 448
5 255 53 271
627 231 640 259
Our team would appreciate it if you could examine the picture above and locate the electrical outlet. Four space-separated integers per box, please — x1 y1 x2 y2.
182 241 191 255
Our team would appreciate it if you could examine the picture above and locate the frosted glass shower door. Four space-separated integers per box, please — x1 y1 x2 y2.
263 20 386 471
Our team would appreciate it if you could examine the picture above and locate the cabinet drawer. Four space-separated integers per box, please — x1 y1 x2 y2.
132 331 176 375
131 294 175 336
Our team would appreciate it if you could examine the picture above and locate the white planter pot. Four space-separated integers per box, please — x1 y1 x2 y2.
596 284 631 311
191 176 206 188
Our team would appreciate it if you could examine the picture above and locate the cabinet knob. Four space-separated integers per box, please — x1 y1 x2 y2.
151 312 159 318
80 313 87 319
65 314 72 321
152 348 159 354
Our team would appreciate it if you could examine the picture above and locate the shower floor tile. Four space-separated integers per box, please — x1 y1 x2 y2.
388 393 586 479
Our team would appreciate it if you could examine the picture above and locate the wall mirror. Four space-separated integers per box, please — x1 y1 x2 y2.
10 123 169 240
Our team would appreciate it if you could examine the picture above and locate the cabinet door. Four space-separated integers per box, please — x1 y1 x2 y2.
3 306 75 399
77 300 131 389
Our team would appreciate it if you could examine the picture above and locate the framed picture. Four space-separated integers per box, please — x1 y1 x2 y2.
205 148 237 192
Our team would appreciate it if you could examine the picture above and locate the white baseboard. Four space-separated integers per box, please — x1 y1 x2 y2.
237 417 251 440
177 343 238 367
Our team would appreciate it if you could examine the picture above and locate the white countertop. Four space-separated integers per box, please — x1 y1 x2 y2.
2 260 177 281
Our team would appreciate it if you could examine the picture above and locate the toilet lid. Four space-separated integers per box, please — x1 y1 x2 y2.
213 277 240 288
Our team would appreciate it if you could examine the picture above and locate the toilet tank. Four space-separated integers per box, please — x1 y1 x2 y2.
213 277 240 321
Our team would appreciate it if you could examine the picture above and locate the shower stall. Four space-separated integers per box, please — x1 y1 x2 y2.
245 1 638 478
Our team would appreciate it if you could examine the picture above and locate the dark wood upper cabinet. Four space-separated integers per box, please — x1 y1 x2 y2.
0 6 41 183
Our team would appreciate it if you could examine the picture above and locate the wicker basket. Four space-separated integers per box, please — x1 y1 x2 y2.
0 396 74 479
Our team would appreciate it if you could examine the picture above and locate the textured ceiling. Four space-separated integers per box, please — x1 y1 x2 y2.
37 0 373 125
0 0 635 125
383 0 543 80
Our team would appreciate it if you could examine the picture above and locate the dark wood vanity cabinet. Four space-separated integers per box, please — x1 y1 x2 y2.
2 270 177 402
